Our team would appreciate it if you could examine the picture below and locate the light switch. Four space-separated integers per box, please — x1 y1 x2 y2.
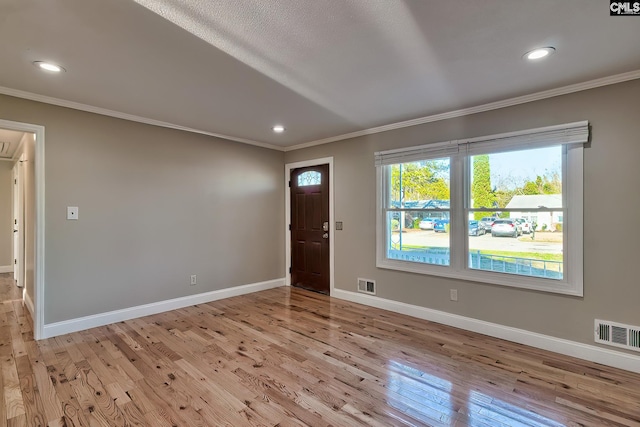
67 206 79 220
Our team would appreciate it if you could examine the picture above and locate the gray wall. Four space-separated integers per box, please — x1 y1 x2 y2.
285 79 640 348
1 78 638 351
0 94 285 324
0 161 12 267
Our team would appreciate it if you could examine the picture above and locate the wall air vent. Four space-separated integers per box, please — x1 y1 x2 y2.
357 278 376 295
595 319 640 352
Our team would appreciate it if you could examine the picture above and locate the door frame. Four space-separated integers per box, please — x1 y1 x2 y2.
285 157 334 295
0 118 45 340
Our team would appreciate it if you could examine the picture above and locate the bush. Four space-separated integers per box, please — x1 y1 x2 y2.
413 218 421 229
555 223 562 232
542 223 548 231
391 219 400 231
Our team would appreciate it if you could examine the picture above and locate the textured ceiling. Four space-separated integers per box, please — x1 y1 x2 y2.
1 1 639 149
0 129 25 159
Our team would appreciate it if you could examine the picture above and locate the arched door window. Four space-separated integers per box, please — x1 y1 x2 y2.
297 171 322 186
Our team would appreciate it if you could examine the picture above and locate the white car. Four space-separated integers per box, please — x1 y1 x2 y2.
419 218 437 230
491 219 522 237
514 218 532 234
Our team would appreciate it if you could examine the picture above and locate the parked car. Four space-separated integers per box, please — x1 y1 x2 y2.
434 218 450 233
514 218 532 234
468 220 485 236
480 216 498 232
491 219 522 237
419 218 437 230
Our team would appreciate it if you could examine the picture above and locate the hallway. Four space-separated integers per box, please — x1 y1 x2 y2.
0 272 32 425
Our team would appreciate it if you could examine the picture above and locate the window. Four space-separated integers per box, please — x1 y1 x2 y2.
468 147 564 280
376 122 587 295
297 171 322 186
386 159 451 266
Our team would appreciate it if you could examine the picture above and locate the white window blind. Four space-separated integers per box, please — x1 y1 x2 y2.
374 141 459 166
375 121 589 165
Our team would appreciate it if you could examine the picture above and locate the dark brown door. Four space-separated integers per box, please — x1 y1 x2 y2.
291 164 329 294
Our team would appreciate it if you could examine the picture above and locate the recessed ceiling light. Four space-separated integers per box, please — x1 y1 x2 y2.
272 125 285 133
33 61 65 73
523 47 556 61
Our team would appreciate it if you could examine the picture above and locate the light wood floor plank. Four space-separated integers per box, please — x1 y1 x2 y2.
2 273 640 426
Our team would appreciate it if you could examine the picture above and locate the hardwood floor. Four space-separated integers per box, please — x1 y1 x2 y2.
1 273 640 426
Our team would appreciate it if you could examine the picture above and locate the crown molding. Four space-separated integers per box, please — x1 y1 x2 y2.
284 69 640 152
2 69 639 153
0 86 285 152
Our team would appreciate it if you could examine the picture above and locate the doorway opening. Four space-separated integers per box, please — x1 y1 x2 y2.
285 157 334 295
0 119 45 340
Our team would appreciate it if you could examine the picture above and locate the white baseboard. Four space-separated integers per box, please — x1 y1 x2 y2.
42 278 285 339
0 265 13 273
24 289 34 315
332 289 640 374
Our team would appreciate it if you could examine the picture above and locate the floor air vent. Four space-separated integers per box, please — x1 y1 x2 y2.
357 278 376 295
595 319 640 352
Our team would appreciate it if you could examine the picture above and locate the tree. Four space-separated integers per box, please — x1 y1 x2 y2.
390 161 450 202
471 155 494 220
521 173 561 195
522 181 539 195
494 188 516 211
542 171 561 194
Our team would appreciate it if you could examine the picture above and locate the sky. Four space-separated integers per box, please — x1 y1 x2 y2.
486 146 561 190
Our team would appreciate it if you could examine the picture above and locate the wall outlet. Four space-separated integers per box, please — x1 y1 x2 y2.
67 206 79 220
450 289 458 301
190 275 197 286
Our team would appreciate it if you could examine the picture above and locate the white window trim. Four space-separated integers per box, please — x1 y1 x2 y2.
376 122 586 296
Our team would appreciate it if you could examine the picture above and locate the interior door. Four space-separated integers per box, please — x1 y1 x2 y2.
290 164 329 294
12 158 24 288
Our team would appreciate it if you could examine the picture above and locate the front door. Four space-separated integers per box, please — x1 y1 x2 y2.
290 164 329 294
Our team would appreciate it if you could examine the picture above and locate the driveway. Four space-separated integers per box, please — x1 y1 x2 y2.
392 230 562 254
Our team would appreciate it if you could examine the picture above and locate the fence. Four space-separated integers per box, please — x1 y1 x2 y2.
388 249 450 265
469 251 563 279
388 248 563 279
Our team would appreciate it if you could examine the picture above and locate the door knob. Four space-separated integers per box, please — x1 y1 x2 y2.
322 233 328 239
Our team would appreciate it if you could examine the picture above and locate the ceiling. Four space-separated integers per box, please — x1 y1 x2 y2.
1 1 639 150
0 129 24 159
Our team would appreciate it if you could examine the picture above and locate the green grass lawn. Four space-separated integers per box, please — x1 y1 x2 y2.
471 249 562 262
